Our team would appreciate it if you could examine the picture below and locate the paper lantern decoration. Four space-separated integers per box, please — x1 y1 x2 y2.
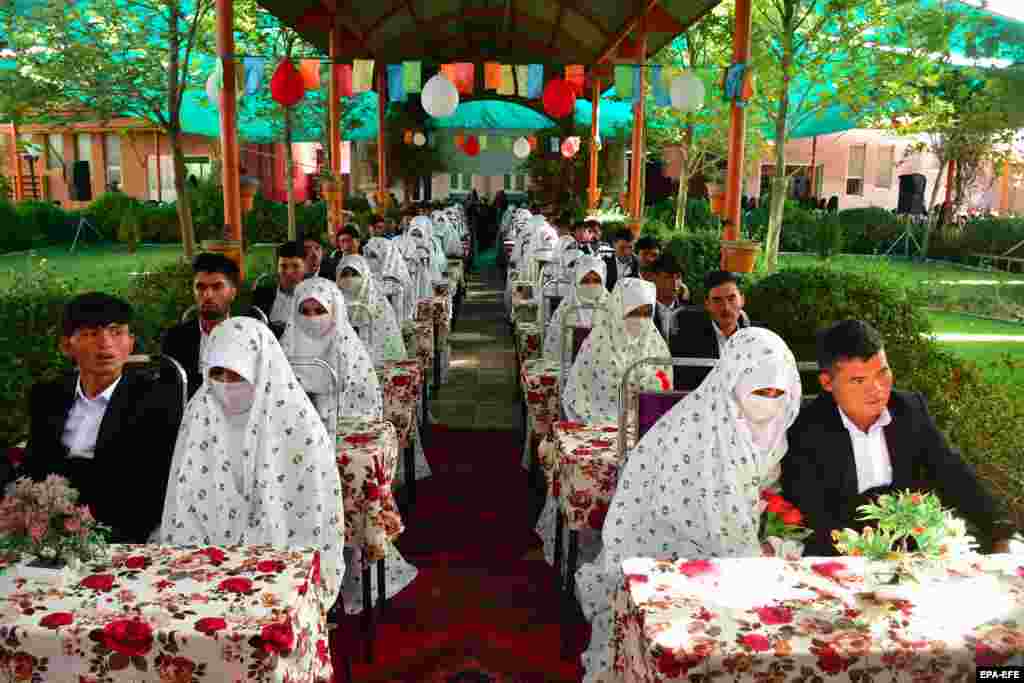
542 78 576 118
454 134 465 149
422 74 459 118
669 71 705 113
464 135 480 156
413 132 426 147
560 139 577 158
270 59 305 107
404 130 414 145
513 137 531 159
566 136 581 153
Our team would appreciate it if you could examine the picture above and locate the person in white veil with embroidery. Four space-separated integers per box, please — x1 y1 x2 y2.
543 255 609 364
524 215 558 283
363 236 414 322
562 278 671 424
336 255 407 363
575 327 802 682
279 277 382 426
160 317 347 604
397 217 434 302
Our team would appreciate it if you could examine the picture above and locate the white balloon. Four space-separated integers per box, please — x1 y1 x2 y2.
421 74 459 118
670 72 706 113
513 137 531 159
413 132 426 146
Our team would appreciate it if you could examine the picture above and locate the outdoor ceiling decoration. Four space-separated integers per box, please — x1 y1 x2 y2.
258 0 723 71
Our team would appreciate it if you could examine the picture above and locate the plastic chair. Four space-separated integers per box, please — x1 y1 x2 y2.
124 353 188 416
253 272 275 291
286 355 339 430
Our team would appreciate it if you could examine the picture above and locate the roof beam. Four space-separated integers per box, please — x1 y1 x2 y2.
557 0 612 39
549 1 566 49
595 0 660 64
364 1 414 38
319 0 375 56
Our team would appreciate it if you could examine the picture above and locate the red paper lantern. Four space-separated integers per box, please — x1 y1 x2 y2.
561 139 577 158
270 60 305 107
463 135 480 156
542 79 576 118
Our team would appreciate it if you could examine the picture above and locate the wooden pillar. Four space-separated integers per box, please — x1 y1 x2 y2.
9 123 22 201
216 0 243 275
944 158 955 205
1001 158 1011 215
376 63 388 210
723 0 753 242
588 78 601 211
808 135 818 201
628 30 647 236
329 26 344 229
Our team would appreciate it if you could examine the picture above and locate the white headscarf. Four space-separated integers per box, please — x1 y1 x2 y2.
337 255 407 364
563 278 669 424
554 236 581 297
280 277 382 424
160 317 346 603
543 256 609 362
525 216 558 282
432 210 464 258
363 236 414 321
398 217 434 301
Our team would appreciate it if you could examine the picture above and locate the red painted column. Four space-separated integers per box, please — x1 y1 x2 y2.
628 30 647 237
9 123 22 201
215 0 243 275
588 78 601 210
376 63 387 209
723 0 753 242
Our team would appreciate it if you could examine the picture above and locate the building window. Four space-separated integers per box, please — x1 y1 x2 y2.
450 173 472 191
876 145 894 188
847 144 866 196
46 134 64 170
183 156 211 182
104 135 122 190
75 133 92 163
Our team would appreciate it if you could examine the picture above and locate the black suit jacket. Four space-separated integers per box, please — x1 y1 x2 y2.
668 312 755 390
161 319 203 399
251 285 278 321
602 255 640 293
781 391 1010 557
24 371 184 543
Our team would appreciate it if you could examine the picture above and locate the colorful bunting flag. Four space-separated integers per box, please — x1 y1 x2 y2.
516 65 529 97
550 137 560 153
484 62 502 90
441 63 458 86
353 59 374 93
340 141 351 175
632 65 643 104
387 64 406 102
334 64 353 97
527 136 537 151
615 65 633 100
651 65 671 106
527 64 544 99
498 65 514 95
479 135 488 151
299 59 320 90
243 57 266 96
454 63 475 94
403 61 421 93
455 134 465 149
565 64 584 97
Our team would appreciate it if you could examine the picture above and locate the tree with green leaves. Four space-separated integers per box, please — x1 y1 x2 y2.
385 103 444 203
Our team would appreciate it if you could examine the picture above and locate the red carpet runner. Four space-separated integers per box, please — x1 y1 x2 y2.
332 426 590 682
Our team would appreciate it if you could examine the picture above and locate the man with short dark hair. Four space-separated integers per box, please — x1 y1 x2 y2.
336 224 362 255
603 228 639 292
573 220 598 256
252 241 307 338
161 253 239 398
635 236 661 269
369 216 389 239
25 293 183 543
302 237 326 280
649 253 689 339
782 319 1013 556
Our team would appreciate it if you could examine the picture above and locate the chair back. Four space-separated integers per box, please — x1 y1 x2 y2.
558 304 604 402
181 304 198 323
346 301 375 351
124 353 188 415
540 275 565 327
244 306 270 326
286 355 339 431
253 272 275 291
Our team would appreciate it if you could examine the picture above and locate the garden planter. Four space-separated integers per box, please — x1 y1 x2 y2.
239 176 260 214
707 183 726 216
721 240 761 273
202 239 245 282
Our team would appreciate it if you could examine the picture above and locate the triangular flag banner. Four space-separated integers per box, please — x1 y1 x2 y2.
565 64 584 97
404 130 413 144
299 59 320 90
479 135 487 151
632 65 643 104
615 65 633 100
352 59 374 93
454 63 475 94
527 64 544 99
515 65 529 97
651 65 671 106
387 64 406 102
403 61 421 93
484 62 502 90
454 134 465 149
270 59 305 107
340 141 351 175
234 62 246 93
333 64 352 97
550 137 560 153
206 71 220 109
498 65 514 95
243 57 265 96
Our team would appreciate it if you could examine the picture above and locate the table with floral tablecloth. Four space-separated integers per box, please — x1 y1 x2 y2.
521 358 562 437
514 322 542 366
401 319 434 374
548 421 623 532
610 554 1024 682
431 294 452 385
0 544 332 682
375 360 422 449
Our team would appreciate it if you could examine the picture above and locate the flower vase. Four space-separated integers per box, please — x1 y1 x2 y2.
18 555 80 588
867 554 943 602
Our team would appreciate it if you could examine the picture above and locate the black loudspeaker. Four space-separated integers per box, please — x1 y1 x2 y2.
71 161 92 201
897 173 926 215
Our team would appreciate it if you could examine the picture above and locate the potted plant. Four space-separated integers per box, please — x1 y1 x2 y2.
703 166 726 216
0 475 110 586
319 167 342 200
239 175 261 214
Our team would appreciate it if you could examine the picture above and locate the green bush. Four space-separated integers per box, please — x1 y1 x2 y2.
0 198 29 252
745 200 819 251
138 204 182 243
837 207 915 255
117 204 141 253
645 197 719 233
663 230 723 297
814 213 844 260
13 201 74 249
928 216 1024 262
123 257 195 347
86 191 140 241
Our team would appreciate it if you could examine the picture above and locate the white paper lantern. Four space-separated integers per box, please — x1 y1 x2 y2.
421 74 459 118
670 71 705 113
413 132 426 147
513 136 531 159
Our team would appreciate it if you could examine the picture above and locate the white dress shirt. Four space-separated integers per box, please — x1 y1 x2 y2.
838 406 894 493
61 376 122 459
656 301 677 337
269 289 295 326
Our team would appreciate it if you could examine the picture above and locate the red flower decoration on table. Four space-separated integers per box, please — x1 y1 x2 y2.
764 495 790 514
526 391 543 404
197 547 227 565
539 375 556 386
780 508 803 525
257 559 286 574
392 375 410 387
812 561 849 580
600 426 618 433
102 618 154 657
655 369 670 391
40 612 74 628
194 617 228 636
588 502 609 530
259 619 295 656
1017 566 1024 578
558 421 584 431
814 644 850 675
741 633 772 652
625 573 649 585
316 639 330 665
589 439 613 448
677 559 717 578
80 574 115 592
755 606 793 625
218 577 255 594
156 655 196 682
123 556 149 570
344 433 375 445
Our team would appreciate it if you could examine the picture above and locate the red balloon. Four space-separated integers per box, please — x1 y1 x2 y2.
542 79 576 119
463 135 480 156
270 60 305 107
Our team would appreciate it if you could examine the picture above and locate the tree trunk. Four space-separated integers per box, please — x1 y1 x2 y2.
284 108 297 241
763 6 794 271
168 127 196 258
920 153 947 259
674 126 694 232
165 8 195 260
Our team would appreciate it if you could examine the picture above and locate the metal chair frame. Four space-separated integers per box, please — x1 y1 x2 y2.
558 304 603 398
285 356 340 431
541 275 573 329
125 353 188 416
253 272 275 290
181 305 268 326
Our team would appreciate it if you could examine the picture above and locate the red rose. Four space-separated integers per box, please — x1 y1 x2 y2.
392 376 410 386
102 618 154 657
197 547 226 564
812 561 848 579
344 434 375 445
755 606 793 625
678 559 717 578
218 577 254 594
124 556 149 570
11 653 34 679
656 650 686 677
40 612 74 628
742 633 772 652
625 573 649 585
815 644 849 674
780 508 803 525
257 559 287 574
363 483 381 501
589 439 613 448
260 620 295 656
80 574 116 592
316 639 330 665
588 502 609 530
539 375 556 386
194 617 228 636
760 488 776 501
526 391 543 404
600 426 618 433
557 421 583 431
765 497 788 514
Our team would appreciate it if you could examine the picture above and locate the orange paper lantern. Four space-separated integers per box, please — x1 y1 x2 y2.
270 60 305 107
527 136 537 151
454 134 465 149
542 79 576 118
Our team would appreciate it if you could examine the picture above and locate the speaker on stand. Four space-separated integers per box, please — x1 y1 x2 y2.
888 173 928 258
67 160 103 251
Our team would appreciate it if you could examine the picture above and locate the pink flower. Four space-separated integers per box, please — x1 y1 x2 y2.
741 633 772 652
678 559 717 578
812 561 848 579
755 606 793 625
28 522 47 542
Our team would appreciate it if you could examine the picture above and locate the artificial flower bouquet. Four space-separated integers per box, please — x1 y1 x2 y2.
0 475 110 569
759 488 812 559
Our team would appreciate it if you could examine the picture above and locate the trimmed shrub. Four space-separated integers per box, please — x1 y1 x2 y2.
13 201 74 248
663 230 723 297
928 216 1024 262
138 204 182 243
744 200 819 251
0 198 28 252
86 192 139 241
814 213 844 260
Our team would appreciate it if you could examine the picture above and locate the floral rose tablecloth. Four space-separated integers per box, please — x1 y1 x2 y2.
0 544 331 682
548 421 624 532
401 320 434 373
335 418 403 566
521 358 562 436
611 554 1024 682
431 295 451 348
375 360 422 449
514 322 542 365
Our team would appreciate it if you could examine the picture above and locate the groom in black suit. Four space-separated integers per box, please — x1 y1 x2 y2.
781 319 1013 556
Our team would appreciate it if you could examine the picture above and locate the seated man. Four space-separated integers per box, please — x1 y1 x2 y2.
669 270 753 390
161 253 239 398
303 236 336 282
25 293 184 543
635 236 661 270
602 228 639 292
782 319 1014 556
575 219 600 256
252 240 307 338
649 253 690 340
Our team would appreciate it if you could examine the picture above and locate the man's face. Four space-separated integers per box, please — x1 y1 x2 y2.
371 221 387 237
336 233 356 255
638 248 660 267
61 323 135 378
303 240 323 275
705 281 745 335
574 227 592 244
614 238 634 260
277 257 306 293
820 350 893 427
193 271 236 321
653 271 679 304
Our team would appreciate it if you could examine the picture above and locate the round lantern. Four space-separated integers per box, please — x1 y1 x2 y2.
560 139 577 159
464 135 480 156
542 79 576 118
567 136 581 153
422 74 459 118
513 137 531 159
670 71 705 113
413 132 426 147
270 59 305 107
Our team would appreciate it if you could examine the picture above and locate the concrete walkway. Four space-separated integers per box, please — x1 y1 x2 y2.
930 333 1024 342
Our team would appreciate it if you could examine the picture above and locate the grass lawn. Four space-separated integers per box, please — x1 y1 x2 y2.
779 253 1021 289
926 310 1024 335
